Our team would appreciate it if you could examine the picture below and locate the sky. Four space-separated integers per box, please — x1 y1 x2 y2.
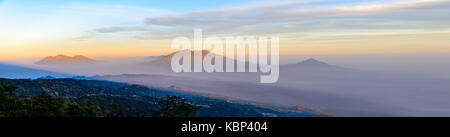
1 0 450 60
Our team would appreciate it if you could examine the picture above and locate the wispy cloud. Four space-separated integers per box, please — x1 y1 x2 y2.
334 0 449 13
85 0 450 40
92 27 155 33
295 29 450 41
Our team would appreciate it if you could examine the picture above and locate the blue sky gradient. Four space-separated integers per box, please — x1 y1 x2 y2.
1 0 450 59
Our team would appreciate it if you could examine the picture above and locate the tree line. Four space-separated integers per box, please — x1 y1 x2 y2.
0 82 199 117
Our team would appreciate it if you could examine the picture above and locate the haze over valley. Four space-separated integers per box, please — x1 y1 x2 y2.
3 52 450 116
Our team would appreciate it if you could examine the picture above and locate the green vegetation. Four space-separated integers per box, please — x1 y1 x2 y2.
153 95 200 117
0 82 97 117
0 82 200 117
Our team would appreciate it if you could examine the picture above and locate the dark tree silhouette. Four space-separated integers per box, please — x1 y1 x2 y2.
0 82 97 117
1 82 199 117
153 95 200 117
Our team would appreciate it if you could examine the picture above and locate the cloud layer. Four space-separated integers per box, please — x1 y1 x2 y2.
86 0 450 40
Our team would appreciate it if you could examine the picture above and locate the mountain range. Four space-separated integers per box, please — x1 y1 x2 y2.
36 55 97 65
8 51 450 116
92 54 450 116
0 57 331 117
284 58 340 69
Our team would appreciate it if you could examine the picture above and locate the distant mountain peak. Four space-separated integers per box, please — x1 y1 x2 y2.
150 50 214 64
36 55 97 65
297 58 331 66
166 50 212 57
283 58 343 70
303 58 320 63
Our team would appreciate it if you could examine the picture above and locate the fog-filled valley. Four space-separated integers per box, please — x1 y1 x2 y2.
2 53 450 116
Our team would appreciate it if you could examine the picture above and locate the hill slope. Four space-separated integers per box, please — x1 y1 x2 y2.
0 78 322 117
0 63 71 79
36 55 97 65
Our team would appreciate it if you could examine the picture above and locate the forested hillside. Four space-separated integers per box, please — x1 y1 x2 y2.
0 78 318 117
